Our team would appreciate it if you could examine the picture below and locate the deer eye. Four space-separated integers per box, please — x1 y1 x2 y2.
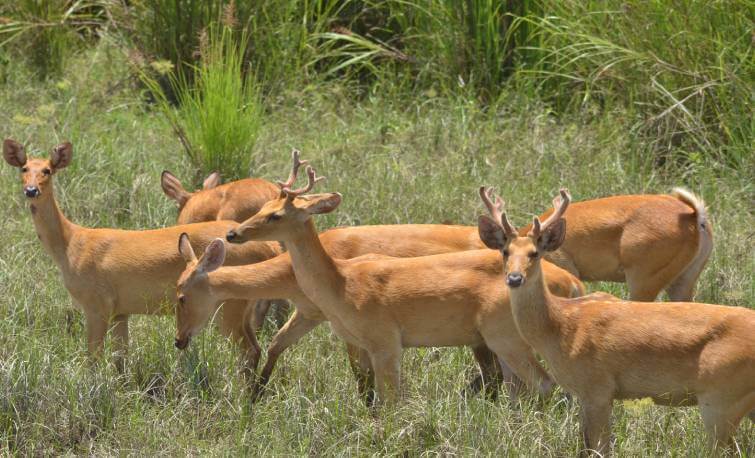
42 168 51 175
268 213 282 221
528 251 539 258
178 296 186 306
21 167 28 173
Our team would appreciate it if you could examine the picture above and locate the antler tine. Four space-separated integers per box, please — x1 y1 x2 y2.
479 186 503 224
540 188 571 232
479 186 517 236
276 149 309 190
284 166 325 198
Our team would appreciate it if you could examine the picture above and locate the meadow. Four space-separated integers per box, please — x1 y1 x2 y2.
0 1 753 455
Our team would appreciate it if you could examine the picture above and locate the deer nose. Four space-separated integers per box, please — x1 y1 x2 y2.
24 186 40 198
175 337 188 350
507 272 524 288
226 230 237 242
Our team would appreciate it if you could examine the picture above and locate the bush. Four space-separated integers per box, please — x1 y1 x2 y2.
143 21 264 181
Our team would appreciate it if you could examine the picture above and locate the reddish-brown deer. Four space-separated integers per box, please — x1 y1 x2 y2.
161 170 288 329
3 139 282 374
477 187 754 455
224 150 585 405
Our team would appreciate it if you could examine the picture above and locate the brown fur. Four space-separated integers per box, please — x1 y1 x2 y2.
161 170 280 225
3 139 283 373
479 188 754 455
176 225 539 402
161 170 288 330
225 160 585 404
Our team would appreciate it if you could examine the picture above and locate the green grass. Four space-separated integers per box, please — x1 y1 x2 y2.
0 30 753 457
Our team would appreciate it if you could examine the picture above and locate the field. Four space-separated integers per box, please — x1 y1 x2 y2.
0 1 753 455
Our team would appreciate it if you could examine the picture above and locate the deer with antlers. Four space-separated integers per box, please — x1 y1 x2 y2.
222 150 585 404
161 170 289 330
2 139 282 373
477 187 755 454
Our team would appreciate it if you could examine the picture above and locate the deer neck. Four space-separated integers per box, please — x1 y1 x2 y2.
29 192 77 266
507 263 564 349
284 218 344 307
209 258 295 302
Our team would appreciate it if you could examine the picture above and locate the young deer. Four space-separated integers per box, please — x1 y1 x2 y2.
224 150 585 404
3 139 282 373
477 187 755 454
175 224 514 403
161 170 288 329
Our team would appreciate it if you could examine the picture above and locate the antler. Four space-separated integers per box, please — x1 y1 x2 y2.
479 186 517 236
283 166 325 199
532 188 571 237
276 149 309 190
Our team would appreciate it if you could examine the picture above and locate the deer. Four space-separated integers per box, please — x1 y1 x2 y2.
477 187 755 455
161 170 288 330
2 138 283 374
222 150 586 405
176 226 512 404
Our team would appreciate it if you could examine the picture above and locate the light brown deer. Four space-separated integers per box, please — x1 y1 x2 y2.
161 170 288 329
175 225 513 403
227 164 711 303
224 150 585 404
477 187 755 455
2 139 282 373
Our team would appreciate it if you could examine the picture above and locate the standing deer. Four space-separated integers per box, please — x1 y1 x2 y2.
3 139 282 373
223 150 585 404
175 224 517 403
161 170 288 329
477 187 754 455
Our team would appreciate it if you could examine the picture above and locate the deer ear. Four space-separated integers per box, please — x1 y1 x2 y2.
538 218 566 252
298 192 342 215
202 172 221 190
50 142 72 170
3 139 27 167
198 238 226 273
477 215 506 250
178 233 197 263
161 171 190 208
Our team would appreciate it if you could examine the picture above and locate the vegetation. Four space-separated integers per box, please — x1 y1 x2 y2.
0 0 752 454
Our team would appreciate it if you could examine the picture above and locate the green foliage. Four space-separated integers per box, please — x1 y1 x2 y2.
509 0 753 168
143 23 263 181
0 0 107 79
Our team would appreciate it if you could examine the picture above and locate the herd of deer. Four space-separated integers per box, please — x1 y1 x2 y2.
4 138 754 455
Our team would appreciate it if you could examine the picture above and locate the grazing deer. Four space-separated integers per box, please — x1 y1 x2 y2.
176 224 512 403
223 150 585 404
3 139 282 373
161 170 288 329
477 187 755 455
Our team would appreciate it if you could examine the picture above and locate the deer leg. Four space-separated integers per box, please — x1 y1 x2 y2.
346 345 375 407
579 396 613 457
251 300 272 332
84 308 109 363
626 268 673 301
253 311 320 402
110 314 129 374
482 334 554 398
217 300 262 382
368 343 402 407
464 344 506 400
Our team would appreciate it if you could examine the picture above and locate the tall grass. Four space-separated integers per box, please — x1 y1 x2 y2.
509 1 753 168
0 0 107 79
143 21 263 181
